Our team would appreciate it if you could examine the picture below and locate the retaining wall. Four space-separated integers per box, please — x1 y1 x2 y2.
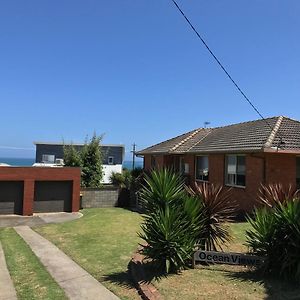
81 186 119 208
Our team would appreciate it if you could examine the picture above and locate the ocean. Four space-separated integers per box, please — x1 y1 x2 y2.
0 157 143 170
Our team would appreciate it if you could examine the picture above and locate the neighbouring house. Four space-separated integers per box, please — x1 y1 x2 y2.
137 116 300 213
0 166 81 215
33 142 125 184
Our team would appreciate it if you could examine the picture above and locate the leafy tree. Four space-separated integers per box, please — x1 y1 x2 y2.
63 144 82 167
81 133 103 188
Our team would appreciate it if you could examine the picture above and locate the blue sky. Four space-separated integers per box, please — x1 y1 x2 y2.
0 1 299 159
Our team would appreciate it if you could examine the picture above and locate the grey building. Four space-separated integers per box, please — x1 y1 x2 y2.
33 142 125 183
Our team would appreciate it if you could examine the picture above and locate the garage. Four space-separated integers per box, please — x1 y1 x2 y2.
0 181 24 215
34 181 73 213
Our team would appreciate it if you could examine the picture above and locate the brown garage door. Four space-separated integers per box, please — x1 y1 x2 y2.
34 181 72 213
0 181 24 215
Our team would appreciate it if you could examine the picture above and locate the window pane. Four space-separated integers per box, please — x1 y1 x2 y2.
227 174 236 185
227 155 236 174
196 156 209 181
237 174 246 187
237 156 246 174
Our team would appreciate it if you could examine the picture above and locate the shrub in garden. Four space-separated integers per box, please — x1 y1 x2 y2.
139 169 203 273
187 182 236 251
258 183 299 208
246 199 300 282
139 169 234 273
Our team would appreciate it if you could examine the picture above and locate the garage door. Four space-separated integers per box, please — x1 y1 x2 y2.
0 181 24 215
34 181 72 213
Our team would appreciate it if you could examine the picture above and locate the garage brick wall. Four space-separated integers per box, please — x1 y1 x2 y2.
0 167 81 216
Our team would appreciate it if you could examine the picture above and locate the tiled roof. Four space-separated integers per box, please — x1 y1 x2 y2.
137 116 300 155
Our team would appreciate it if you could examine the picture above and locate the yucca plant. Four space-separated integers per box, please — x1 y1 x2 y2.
138 169 203 273
139 195 202 273
246 199 300 282
139 168 186 213
187 182 236 251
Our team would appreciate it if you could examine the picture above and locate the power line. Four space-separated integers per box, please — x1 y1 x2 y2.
170 0 276 133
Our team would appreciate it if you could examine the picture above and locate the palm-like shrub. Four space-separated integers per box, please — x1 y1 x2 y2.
138 169 203 273
246 199 300 281
187 182 235 251
139 169 236 272
258 183 299 208
140 168 186 213
139 195 202 273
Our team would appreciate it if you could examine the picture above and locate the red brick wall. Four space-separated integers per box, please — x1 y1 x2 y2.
0 167 81 216
142 152 298 212
143 154 165 170
265 153 296 189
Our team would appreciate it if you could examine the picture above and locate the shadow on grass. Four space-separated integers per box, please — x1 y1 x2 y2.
141 260 168 284
227 269 300 300
102 271 136 289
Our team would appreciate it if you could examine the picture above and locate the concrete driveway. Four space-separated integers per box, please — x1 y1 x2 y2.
0 212 82 228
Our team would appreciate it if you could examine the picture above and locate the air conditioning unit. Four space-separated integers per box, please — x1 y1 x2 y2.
55 158 64 165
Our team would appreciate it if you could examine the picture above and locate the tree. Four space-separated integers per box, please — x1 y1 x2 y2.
81 133 103 188
63 144 82 167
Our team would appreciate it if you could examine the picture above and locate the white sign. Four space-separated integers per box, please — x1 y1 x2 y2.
193 250 265 267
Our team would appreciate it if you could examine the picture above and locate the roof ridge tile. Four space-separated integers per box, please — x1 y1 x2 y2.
264 116 284 148
170 128 203 152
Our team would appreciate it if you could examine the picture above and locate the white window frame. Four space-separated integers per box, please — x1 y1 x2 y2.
195 155 209 182
225 154 246 188
42 154 55 163
108 156 114 165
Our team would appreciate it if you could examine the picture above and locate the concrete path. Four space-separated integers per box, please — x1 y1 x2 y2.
0 243 17 300
15 226 119 300
0 212 82 228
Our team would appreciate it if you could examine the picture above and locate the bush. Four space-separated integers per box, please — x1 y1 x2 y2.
187 182 235 251
246 199 300 282
139 169 202 273
139 170 236 272
140 195 202 273
258 183 299 208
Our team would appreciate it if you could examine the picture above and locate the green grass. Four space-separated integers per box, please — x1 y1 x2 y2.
0 228 67 300
153 222 300 300
35 208 142 300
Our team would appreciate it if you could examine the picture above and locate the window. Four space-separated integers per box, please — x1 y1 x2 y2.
179 157 189 174
225 155 246 187
108 156 114 165
42 154 55 163
195 156 209 181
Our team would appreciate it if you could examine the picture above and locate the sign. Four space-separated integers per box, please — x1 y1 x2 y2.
193 250 265 267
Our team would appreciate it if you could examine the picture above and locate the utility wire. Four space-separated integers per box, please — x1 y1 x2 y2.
170 0 277 134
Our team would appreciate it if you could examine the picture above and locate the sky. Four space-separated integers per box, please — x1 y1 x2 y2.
0 0 300 159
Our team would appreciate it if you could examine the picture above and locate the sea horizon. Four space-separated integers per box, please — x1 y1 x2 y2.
0 157 143 170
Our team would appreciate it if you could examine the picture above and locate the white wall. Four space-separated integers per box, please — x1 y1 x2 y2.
102 164 123 184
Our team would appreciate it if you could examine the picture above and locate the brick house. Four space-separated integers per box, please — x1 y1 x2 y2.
137 116 300 213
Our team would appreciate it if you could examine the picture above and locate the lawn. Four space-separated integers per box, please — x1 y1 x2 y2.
35 208 142 300
152 222 300 300
0 228 67 300
33 208 300 300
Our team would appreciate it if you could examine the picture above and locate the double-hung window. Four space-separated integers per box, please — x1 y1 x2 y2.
195 156 209 181
225 155 246 187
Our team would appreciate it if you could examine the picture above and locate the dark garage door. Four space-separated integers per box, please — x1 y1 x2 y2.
34 181 72 213
0 181 24 215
